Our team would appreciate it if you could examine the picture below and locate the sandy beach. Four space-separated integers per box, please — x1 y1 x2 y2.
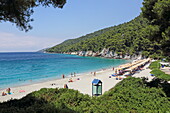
0 62 153 103
161 67 170 75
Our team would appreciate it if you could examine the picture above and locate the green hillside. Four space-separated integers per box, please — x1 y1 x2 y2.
1 77 170 113
46 15 163 58
46 25 117 53
46 0 170 60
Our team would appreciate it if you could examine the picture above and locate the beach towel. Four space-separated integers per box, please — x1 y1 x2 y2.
19 90 25 93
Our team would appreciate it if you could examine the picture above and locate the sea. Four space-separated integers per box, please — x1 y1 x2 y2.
0 52 130 89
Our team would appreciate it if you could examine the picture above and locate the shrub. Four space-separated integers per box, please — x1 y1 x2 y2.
149 61 161 69
1 78 170 113
149 61 170 81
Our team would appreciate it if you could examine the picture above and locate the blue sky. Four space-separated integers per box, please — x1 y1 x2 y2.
0 0 143 52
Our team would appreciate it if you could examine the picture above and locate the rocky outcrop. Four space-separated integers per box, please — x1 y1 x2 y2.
70 52 78 55
78 51 86 56
85 51 93 56
65 48 143 60
124 54 131 59
100 48 109 57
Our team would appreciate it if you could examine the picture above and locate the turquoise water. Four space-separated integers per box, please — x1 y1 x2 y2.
0 52 130 89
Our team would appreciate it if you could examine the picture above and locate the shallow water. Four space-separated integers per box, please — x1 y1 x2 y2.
0 52 130 89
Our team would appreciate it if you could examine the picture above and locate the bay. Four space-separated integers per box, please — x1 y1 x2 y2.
0 52 130 89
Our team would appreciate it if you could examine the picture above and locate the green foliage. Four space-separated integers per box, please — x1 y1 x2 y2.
149 61 161 69
149 61 170 81
46 0 170 59
47 16 154 54
1 77 170 113
150 53 163 59
0 0 66 32
46 15 165 59
100 77 170 112
141 0 170 56
151 69 170 81
47 27 115 53
142 51 150 57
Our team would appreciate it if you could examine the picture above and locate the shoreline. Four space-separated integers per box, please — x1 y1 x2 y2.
1 59 147 103
0 64 115 89
46 51 136 60
0 57 131 91
0 66 113 91
0 63 123 102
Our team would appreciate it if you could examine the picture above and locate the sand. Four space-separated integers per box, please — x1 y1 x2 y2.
0 62 153 103
132 63 154 81
160 67 170 75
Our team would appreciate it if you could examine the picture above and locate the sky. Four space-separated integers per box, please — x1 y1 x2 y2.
0 0 143 52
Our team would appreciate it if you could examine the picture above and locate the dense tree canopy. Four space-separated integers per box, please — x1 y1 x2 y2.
47 16 165 59
46 0 170 59
0 0 66 32
141 0 170 55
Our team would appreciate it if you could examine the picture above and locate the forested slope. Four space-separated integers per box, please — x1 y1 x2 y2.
46 15 162 58
47 25 117 53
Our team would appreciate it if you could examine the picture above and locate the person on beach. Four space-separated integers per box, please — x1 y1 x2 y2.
74 72 76 77
68 78 73 82
62 74 65 79
71 73 73 77
113 67 114 71
64 84 68 88
115 69 117 74
6 88 11 94
94 72 96 76
2 92 7 96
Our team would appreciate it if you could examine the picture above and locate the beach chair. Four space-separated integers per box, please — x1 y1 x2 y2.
151 74 154 76
112 74 117 77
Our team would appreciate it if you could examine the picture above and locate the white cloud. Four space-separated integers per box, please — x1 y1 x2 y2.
0 32 62 52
